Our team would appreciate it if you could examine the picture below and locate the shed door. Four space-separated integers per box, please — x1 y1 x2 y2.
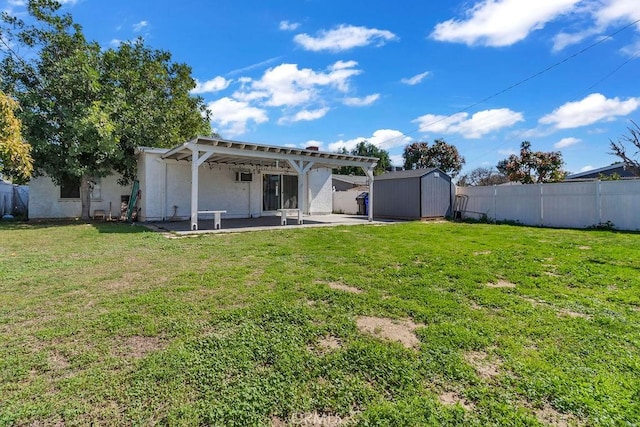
421 173 451 217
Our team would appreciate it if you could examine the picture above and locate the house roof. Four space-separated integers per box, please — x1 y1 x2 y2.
566 162 633 179
332 174 369 185
374 168 446 181
155 137 378 170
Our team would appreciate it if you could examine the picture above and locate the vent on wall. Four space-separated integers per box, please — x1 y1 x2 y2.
235 172 253 182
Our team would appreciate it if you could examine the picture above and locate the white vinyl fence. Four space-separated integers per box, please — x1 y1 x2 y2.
456 180 640 231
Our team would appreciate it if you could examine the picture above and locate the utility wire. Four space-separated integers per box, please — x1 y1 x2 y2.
379 18 640 149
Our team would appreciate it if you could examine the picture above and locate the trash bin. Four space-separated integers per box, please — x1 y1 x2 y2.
356 192 368 216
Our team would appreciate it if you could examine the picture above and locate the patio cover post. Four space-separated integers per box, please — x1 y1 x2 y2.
287 159 314 215
362 165 375 222
190 146 214 231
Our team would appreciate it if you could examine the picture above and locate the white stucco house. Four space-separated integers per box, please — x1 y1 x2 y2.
29 137 378 229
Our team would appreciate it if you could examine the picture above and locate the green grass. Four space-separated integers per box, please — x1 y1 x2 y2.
0 220 638 426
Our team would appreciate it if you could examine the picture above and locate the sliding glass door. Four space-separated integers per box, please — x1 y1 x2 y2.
263 174 298 211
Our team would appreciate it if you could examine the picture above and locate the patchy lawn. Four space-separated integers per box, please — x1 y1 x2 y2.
0 220 638 426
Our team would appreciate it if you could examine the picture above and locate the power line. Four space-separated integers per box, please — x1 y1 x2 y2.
378 18 640 150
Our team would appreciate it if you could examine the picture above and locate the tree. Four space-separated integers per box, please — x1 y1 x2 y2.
1 0 210 218
457 167 508 186
609 120 640 176
0 91 33 183
334 140 391 176
402 139 465 177
496 141 566 184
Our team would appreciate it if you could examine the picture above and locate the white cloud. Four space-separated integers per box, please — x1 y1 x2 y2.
539 93 640 129
401 71 431 85
191 76 232 94
580 165 595 172
279 20 300 31
551 0 640 51
343 94 380 107
554 137 582 148
279 107 329 124
206 97 268 136
133 20 148 32
413 108 524 139
595 0 640 28
498 148 517 156
431 0 580 47
621 39 640 57
294 24 397 52
552 29 596 52
237 61 361 108
328 129 412 152
109 39 123 47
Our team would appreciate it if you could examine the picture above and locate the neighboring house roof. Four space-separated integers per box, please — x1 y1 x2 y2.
152 137 379 170
566 162 636 179
332 174 369 186
374 168 447 181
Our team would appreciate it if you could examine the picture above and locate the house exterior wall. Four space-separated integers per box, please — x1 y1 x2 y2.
374 177 421 219
308 168 332 215
136 151 334 221
29 174 131 219
0 181 12 215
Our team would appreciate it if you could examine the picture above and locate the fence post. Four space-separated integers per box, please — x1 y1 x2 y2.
540 183 544 226
493 185 497 223
596 180 602 225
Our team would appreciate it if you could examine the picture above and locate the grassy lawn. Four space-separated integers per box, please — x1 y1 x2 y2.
0 221 638 426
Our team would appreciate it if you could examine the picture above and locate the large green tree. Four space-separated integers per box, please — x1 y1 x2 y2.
0 0 210 218
334 140 391 176
496 141 565 184
402 139 465 177
0 90 33 183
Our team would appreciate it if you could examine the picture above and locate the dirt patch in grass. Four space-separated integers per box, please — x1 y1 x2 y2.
327 282 363 294
48 351 70 371
486 280 516 288
473 250 491 256
558 309 591 320
464 351 502 379
356 316 422 349
522 297 591 319
122 336 166 358
577 246 591 250
272 412 348 426
534 403 581 427
469 301 484 310
310 335 342 354
439 391 474 410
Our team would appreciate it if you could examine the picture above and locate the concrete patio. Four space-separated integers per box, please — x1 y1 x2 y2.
145 214 401 235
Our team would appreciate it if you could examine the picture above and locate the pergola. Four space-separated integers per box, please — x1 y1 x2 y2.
161 137 378 230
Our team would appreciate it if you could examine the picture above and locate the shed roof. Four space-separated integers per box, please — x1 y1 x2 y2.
157 136 378 170
374 168 446 181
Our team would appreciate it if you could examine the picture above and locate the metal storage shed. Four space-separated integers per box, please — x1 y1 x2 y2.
373 168 453 219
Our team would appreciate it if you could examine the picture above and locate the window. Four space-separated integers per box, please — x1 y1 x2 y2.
60 177 80 199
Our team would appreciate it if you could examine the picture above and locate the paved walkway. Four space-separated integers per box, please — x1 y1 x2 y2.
144 214 400 235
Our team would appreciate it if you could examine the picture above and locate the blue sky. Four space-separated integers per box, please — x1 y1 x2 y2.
3 0 640 175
